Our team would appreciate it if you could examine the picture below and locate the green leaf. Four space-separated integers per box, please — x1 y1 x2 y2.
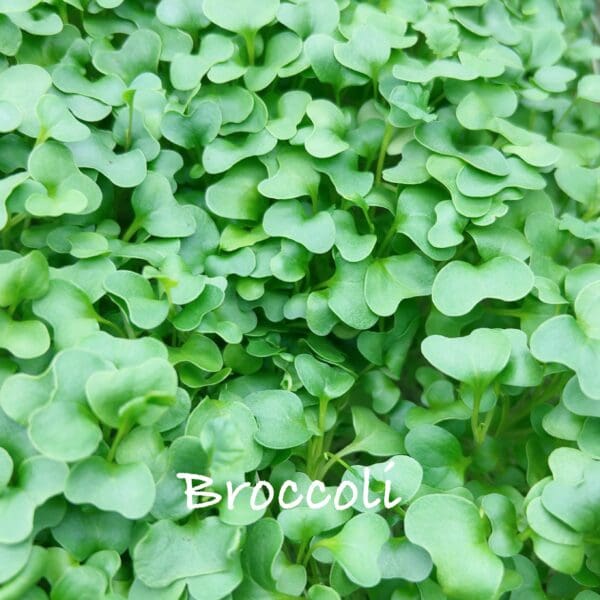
93 29 162 85
327 257 378 330
578 74 600 102
29 401 101 462
315 513 389 587
481 493 522 557
0 489 35 544
305 33 368 92
26 141 101 217
203 130 277 174
277 472 352 543
432 256 534 316
378 538 432 583
530 313 600 400
160 101 222 149
244 32 302 92
203 0 279 35
0 64 52 134
426 155 493 218
263 200 335 254
365 253 436 317
305 100 349 158
277 0 339 38
86 357 177 428
242 390 311 449
405 494 504 600
334 26 391 79
104 270 169 330
0 311 49 359
65 456 155 519
294 354 354 400
133 517 242 588
206 161 268 220
266 91 312 140
456 159 546 197
405 425 468 489
422 329 512 392
0 250 48 307
170 34 234 91
332 210 376 263
156 0 208 30
415 117 509 176
347 406 404 457
32 279 99 349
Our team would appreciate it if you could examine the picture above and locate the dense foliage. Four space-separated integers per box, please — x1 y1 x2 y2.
1 0 600 598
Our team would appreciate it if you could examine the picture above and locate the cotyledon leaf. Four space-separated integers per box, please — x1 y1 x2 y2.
432 256 534 316
405 494 504 600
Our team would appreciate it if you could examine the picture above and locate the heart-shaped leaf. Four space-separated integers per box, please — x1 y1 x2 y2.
405 494 504 599
432 256 534 316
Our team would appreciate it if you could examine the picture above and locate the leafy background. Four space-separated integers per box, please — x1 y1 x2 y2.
0 0 600 599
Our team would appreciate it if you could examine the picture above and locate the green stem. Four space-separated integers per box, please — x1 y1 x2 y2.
495 394 510 435
310 190 318 214
122 219 140 243
504 373 567 428
124 94 136 151
375 122 394 186
183 83 202 113
307 396 329 478
377 216 400 257
243 31 256 66
372 76 379 101
2 213 28 249
302 540 326 568
107 419 132 463
296 539 309 565
97 316 127 338
582 202 600 221
555 102 575 129
518 527 532 542
35 130 48 147
317 442 356 480
471 389 483 444
58 1 69 24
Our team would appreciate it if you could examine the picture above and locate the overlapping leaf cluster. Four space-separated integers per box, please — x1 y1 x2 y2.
1 0 600 598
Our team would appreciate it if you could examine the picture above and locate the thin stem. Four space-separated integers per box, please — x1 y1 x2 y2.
124 93 136 151
518 527 532 542
375 122 394 186
471 389 483 444
107 419 132 463
317 442 356 480
97 316 127 338
376 216 400 257
495 394 510 436
122 219 140 243
58 1 69 24
555 102 574 129
34 130 48 147
243 31 256 66
2 213 28 249
321 451 357 475
296 539 309 565
301 540 326 568
310 190 318 214
307 396 329 478
504 373 567 428
183 83 202 113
